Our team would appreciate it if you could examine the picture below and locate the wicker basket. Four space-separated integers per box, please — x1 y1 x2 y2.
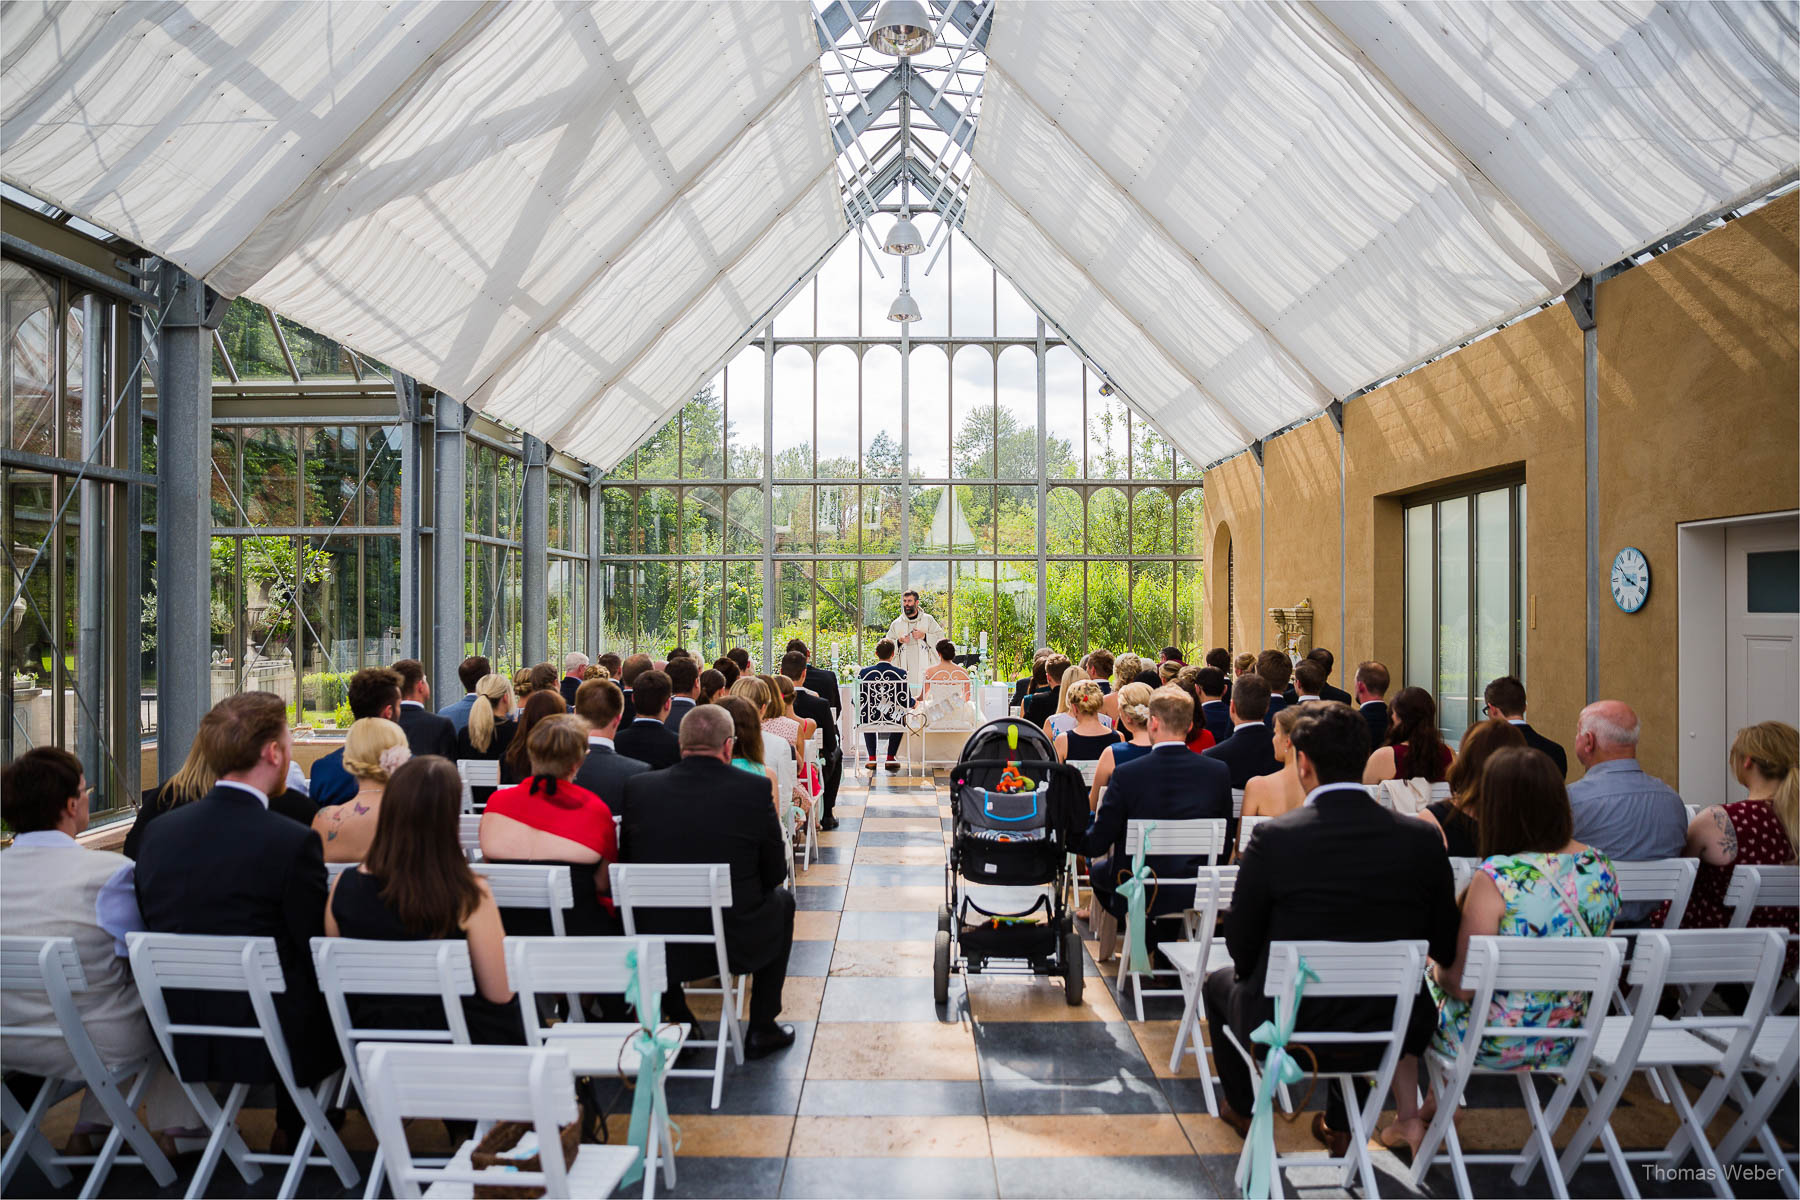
470 1118 581 1199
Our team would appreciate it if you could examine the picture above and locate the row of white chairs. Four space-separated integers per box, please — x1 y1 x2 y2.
1 863 749 1199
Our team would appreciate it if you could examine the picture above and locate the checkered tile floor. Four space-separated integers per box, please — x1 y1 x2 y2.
13 770 1795 1197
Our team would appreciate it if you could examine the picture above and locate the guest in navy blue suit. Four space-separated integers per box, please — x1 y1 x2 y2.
1195 666 1234 747
1203 673 1278 790
309 667 402 809
1256 650 1293 728
1077 687 1232 924
1354 661 1392 751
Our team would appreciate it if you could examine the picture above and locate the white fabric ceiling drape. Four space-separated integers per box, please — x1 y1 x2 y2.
966 0 1798 465
1 0 842 468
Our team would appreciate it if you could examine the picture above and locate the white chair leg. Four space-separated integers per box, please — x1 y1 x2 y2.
1338 1076 1379 1198
1511 1072 1570 1200
1 1078 72 1190
1661 1067 1731 1200
362 1147 386 1200
186 1082 256 1199
81 1065 176 1197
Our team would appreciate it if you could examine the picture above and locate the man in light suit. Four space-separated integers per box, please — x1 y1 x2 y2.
135 692 337 1150
574 678 649 821
437 654 491 733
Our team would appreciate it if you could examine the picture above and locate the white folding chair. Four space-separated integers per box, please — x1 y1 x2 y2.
1429 781 1452 803
0 937 178 1198
311 938 475 1199
1608 858 1700 1021
1072 759 1101 787
1161 866 1238 1114
1722 864 1763 927
1448 857 1478 896
609 863 744 1109
1113 817 1228 1021
459 813 484 861
1710 1010 1799 1197
1556 929 1788 1200
1230 789 1244 820
505 937 682 1197
126 932 359 1200
1408 935 1625 1200
1226 940 1430 1199
471 863 579 1009
1236 815 1268 854
325 861 359 881
357 1043 637 1200
457 759 500 814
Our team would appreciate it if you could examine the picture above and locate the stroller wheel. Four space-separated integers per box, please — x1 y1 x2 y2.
1063 929 1084 1006
937 903 952 935
933 930 952 1005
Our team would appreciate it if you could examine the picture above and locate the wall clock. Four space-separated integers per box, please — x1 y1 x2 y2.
1610 546 1650 613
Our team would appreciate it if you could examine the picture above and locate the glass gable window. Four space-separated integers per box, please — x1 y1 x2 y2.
600 227 1205 681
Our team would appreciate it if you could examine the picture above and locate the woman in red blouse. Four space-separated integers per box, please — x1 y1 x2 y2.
480 715 617 935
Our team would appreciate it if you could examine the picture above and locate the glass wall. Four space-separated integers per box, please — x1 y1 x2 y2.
601 229 1205 680
465 437 524 677
1404 480 1527 737
207 421 403 730
3 257 142 818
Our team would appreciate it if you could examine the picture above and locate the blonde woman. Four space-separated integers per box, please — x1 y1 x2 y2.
456 674 517 762
313 717 411 863
582 663 611 682
512 667 535 699
124 740 215 860
1089 682 1155 809
1682 721 1798 945
1044 662 1108 737
732 676 805 812
1241 704 1310 819
1054 680 1121 765
1102 655 1143 722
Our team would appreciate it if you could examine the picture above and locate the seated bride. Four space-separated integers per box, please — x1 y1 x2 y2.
918 639 979 728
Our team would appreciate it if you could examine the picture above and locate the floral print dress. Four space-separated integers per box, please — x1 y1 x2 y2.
1430 850 1620 1070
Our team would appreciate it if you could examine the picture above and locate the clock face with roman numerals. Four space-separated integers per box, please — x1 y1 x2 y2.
1610 547 1649 613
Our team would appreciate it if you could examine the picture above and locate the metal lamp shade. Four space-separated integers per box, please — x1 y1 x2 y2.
882 215 925 255
868 0 935 56
886 289 922 322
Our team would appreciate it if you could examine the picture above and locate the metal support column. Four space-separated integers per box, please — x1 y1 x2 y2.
521 434 548 666
154 264 217 784
586 465 604 655
1328 400 1346 660
1034 317 1048 649
120 306 144 800
431 398 467 704
395 374 424 660
1567 277 1599 705
76 293 106 802
763 321 777 668
1251 439 1267 647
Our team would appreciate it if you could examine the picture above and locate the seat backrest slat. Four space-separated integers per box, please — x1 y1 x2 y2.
470 862 575 909
1124 818 1226 857
0 936 86 994
608 862 732 909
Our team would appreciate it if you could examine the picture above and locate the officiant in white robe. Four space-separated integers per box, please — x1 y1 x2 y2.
885 589 943 685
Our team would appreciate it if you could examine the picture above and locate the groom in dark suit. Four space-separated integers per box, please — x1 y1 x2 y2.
1203 702 1459 1150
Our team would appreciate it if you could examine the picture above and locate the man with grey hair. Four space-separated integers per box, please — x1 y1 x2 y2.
617 701 797 1056
560 651 590 708
1565 700 1687 924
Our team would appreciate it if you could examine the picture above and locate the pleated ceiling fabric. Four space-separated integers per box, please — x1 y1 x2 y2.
1 0 842 468
966 0 1798 465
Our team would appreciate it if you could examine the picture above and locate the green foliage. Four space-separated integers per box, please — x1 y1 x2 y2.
301 669 354 712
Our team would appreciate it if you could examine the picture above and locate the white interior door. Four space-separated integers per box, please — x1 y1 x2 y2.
1724 518 1800 801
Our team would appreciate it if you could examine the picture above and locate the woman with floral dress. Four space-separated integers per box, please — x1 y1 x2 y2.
1379 746 1619 1163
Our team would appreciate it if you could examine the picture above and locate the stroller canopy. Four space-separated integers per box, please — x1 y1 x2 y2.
958 717 1058 766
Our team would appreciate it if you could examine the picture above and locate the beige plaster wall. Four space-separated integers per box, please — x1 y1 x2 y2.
1203 193 1799 787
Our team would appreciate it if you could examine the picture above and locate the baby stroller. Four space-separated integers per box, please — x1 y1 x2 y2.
935 718 1087 1005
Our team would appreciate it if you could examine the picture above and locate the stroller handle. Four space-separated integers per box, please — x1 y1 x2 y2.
952 758 1080 779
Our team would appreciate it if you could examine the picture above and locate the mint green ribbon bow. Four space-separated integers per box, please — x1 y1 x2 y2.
1115 821 1157 976
1242 955 1319 1200
619 948 681 1188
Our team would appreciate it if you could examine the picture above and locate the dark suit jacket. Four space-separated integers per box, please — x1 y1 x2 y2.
1226 785 1459 1049
307 747 356 809
1010 676 1033 709
618 756 790 978
574 741 650 821
1198 700 1233 748
1320 682 1353 705
397 702 458 760
1361 701 1390 750
1263 692 1290 728
1022 687 1060 729
615 715 680 770
560 675 581 708
1203 724 1279 790
791 689 839 759
804 666 842 713
134 785 336 1085
665 697 697 734
1077 745 1232 918
1515 722 1569 778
